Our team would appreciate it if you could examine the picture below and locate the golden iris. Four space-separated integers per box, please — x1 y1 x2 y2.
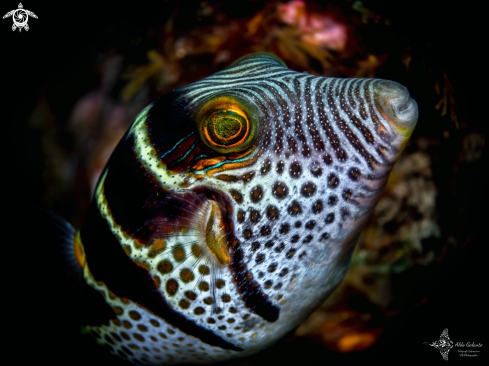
197 96 256 153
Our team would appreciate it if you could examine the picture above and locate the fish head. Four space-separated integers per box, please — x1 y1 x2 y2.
90 53 418 362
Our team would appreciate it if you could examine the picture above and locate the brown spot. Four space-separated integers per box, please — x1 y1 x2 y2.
198 281 210 291
266 205 280 221
166 279 179 296
112 318 121 326
137 324 148 332
272 181 289 199
328 195 338 206
122 320 132 329
323 154 333 165
113 306 123 315
251 241 260 251
268 263 277 272
221 294 231 303
289 161 302 178
135 260 150 272
310 162 323 177
229 189 243 203
276 160 285 174
129 310 141 321
207 318 216 324
305 220 316 229
237 209 246 223
260 225 271 236
173 245 186 262
264 280 273 289
120 331 130 340
123 245 131 256
301 182 317 197
241 171 255 183
342 189 353 201
229 307 237 314
243 228 253 239
320 232 330 241
279 223 290 234
133 334 145 342
199 264 210 275
148 239 166 258
179 299 190 309
227 318 235 324
215 174 240 182
286 249 297 259
328 173 340 188
325 213 335 224
185 291 197 301
250 185 264 203
260 159 271 175
180 268 195 283
203 297 213 305
274 283 283 290
299 252 306 260
287 200 302 216
110 332 122 342
250 209 261 224
337 148 348 161
194 307 205 315
157 260 173 275
312 200 323 214
168 329 175 335
149 319 160 328
192 244 203 258
218 325 227 330
303 235 313 243
256 253 265 264
158 332 167 339
216 279 225 289
279 268 288 277
265 240 274 248
348 167 362 181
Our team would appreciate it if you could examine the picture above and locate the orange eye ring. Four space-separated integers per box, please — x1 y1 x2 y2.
196 96 257 154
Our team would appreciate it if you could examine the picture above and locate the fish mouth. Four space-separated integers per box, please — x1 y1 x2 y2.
375 80 418 133
191 186 235 266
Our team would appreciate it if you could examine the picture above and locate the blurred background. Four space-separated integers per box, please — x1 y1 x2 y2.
4 0 486 365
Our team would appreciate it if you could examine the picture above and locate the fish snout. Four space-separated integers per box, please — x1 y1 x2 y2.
375 80 418 135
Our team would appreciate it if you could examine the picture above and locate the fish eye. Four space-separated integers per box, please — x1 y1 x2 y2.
196 96 257 153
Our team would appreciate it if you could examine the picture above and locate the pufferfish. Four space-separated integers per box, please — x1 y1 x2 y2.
55 53 418 365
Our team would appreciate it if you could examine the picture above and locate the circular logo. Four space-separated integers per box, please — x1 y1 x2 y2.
12 9 28 28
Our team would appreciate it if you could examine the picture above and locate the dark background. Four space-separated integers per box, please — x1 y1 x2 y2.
4 1 486 365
